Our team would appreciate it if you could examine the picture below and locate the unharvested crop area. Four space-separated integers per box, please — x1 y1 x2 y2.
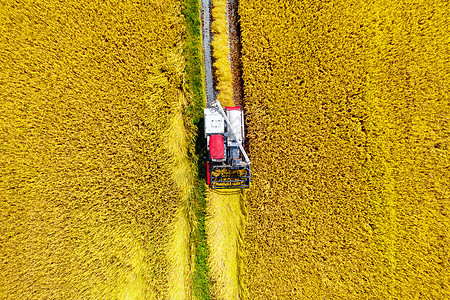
239 0 449 298
0 0 201 298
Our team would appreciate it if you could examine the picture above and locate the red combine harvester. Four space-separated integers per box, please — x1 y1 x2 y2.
204 101 251 189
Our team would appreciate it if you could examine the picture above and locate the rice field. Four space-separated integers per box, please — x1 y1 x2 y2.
239 0 449 298
0 0 202 298
1 0 448 298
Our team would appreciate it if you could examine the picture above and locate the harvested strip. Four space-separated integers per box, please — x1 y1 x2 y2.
206 191 246 299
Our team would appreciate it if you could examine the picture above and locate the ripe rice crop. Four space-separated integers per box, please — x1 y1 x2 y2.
239 0 449 298
0 0 200 298
211 0 233 107
206 191 246 299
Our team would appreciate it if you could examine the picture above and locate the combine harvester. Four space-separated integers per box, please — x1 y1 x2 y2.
204 101 251 189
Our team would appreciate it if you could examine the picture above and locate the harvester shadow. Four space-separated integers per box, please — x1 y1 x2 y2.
195 117 207 180
192 116 212 298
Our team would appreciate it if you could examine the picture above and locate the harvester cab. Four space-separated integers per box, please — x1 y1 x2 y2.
204 101 251 189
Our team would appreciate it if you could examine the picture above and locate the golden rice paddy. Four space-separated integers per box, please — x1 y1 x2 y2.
1 0 448 299
239 0 449 298
0 0 197 298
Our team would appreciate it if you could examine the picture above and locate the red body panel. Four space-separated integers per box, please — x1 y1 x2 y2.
209 134 225 160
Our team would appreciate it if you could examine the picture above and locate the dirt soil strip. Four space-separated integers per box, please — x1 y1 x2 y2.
227 0 244 105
